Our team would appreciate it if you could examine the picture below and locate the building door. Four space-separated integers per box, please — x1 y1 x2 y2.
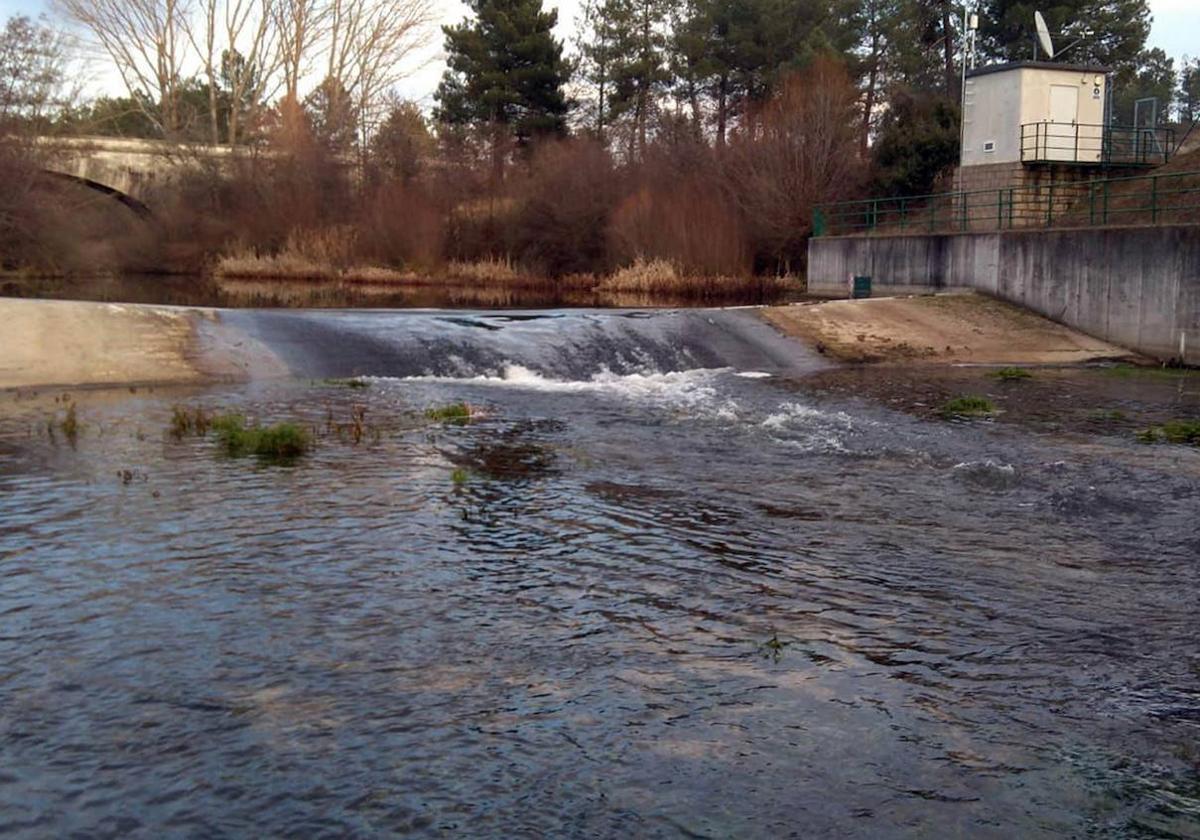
1047 84 1079 161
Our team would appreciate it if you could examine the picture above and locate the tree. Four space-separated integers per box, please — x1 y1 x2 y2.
368 97 433 182
1178 57 1200 124
435 0 570 177
0 15 73 130
978 0 1150 76
304 75 358 153
605 0 672 161
1113 47 1174 126
576 0 622 139
869 89 959 197
55 0 193 135
323 0 436 158
727 55 863 271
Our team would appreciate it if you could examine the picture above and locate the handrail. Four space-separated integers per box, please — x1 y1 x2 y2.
1019 122 1173 166
813 168 1200 237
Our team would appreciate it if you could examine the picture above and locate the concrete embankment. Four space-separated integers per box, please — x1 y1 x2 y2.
0 298 286 389
808 224 1200 364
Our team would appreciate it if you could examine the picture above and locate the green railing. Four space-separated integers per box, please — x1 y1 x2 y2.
812 169 1200 238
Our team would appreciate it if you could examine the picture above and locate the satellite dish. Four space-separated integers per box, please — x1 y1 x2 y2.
1035 11 1056 59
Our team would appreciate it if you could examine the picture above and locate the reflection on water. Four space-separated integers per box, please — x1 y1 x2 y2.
2 328 1200 837
1 273 803 310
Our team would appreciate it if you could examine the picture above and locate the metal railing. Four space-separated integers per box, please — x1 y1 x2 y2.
812 169 1200 237
1020 122 1174 166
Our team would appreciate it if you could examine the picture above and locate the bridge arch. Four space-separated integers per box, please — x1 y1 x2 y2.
38 170 153 219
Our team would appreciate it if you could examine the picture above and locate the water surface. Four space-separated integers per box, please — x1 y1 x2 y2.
2 309 1199 838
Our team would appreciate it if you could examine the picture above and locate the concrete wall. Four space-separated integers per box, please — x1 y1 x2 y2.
808 224 1200 364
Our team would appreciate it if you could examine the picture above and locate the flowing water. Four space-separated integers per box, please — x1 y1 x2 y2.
2 308 1199 838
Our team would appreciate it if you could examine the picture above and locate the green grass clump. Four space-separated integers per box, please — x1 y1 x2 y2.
425 402 472 424
1089 408 1127 423
211 413 311 461
941 395 996 419
1135 420 1200 446
992 367 1032 381
324 377 370 389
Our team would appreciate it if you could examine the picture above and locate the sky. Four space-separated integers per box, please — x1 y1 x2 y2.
1 0 1196 106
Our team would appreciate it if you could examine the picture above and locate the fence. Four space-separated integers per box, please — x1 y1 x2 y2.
812 168 1200 238
1019 122 1174 166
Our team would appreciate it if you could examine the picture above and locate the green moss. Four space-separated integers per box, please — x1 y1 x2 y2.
425 402 472 424
212 413 311 461
992 366 1032 381
941 395 996 419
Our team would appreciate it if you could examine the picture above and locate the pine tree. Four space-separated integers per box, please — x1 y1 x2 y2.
1178 57 1200 124
978 0 1150 75
435 0 570 176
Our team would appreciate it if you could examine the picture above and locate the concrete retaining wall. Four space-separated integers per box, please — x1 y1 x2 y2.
808 224 1200 364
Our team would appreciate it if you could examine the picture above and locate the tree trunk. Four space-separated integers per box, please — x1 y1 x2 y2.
861 29 880 155
716 75 728 147
941 0 956 98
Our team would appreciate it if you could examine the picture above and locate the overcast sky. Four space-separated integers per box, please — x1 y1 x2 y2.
2 0 1196 107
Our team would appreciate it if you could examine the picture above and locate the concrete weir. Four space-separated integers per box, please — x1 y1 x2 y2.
808 224 1200 365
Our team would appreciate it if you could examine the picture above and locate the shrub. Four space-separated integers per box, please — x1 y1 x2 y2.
992 367 1033 381
941 395 996 419
211 414 311 461
425 402 473 424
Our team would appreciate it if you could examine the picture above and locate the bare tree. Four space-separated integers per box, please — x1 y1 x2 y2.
273 0 326 106
0 15 75 129
323 0 435 157
55 0 193 136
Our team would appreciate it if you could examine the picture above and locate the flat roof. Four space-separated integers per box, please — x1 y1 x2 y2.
967 60 1111 79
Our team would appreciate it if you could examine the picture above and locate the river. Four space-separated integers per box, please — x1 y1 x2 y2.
1 308 1198 837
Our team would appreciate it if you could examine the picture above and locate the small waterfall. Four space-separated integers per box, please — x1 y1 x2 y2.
214 307 827 381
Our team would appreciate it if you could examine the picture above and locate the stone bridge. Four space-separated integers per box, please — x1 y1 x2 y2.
39 136 240 216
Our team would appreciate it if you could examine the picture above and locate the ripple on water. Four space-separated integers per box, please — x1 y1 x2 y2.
0 368 1198 837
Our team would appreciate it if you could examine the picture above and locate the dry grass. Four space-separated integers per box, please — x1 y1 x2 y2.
596 258 797 300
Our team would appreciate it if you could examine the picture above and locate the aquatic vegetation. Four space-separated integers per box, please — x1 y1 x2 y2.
60 403 78 443
941 395 996 419
1137 419 1200 446
1089 408 1127 423
992 367 1032 381
211 414 312 461
425 402 473 424
169 405 212 438
324 377 371 389
451 467 470 486
758 632 790 662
